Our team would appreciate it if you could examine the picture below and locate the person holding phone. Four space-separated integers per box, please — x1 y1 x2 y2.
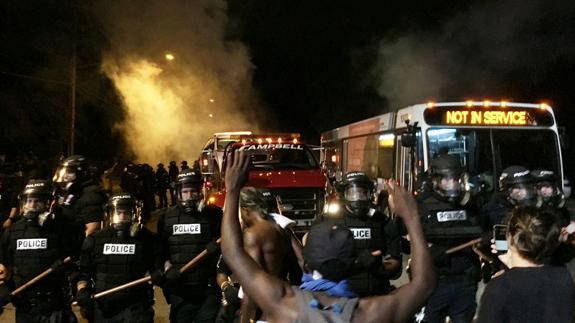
477 206 575 323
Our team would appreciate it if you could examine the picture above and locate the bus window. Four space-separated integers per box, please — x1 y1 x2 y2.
427 128 560 192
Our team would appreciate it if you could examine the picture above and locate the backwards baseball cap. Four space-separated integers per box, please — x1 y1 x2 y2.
303 221 356 282
240 187 273 216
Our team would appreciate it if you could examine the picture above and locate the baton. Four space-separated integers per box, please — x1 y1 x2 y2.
11 256 72 296
73 238 221 305
445 238 482 255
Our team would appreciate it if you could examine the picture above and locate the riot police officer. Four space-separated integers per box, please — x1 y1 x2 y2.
76 193 157 322
417 154 481 323
53 155 107 236
325 171 402 297
482 165 537 229
154 168 222 322
0 179 80 322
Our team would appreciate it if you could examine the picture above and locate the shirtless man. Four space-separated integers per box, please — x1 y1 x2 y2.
238 186 292 323
222 150 435 323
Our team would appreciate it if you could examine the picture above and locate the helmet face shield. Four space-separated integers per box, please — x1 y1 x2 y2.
106 195 138 231
177 185 203 213
508 183 536 205
536 182 556 199
344 185 370 202
53 166 77 184
432 173 464 198
21 195 49 219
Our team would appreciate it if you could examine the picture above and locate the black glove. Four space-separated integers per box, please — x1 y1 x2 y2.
0 284 12 307
50 258 66 275
206 240 220 255
150 269 166 286
222 282 240 306
164 267 181 285
354 249 379 271
75 288 93 308
429 244 448 263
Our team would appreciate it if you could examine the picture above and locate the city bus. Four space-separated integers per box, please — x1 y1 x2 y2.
320 101 565 197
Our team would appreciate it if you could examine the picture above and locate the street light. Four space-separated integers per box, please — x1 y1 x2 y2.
165 53 175 61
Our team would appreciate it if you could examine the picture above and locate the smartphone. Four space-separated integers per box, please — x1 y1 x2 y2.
493 224 508 253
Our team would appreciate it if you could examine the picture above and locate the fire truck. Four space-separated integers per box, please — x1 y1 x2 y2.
199 133 327 232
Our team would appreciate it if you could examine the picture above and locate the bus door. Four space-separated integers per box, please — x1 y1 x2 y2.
395 128 422 193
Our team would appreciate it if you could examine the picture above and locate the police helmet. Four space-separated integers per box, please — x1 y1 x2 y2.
20 179 52 220
428 155 466 202
531 169 565 208
106 193 140 234
336 171 374 216
176 169 204 213
52 155 88 193
499 166 536 206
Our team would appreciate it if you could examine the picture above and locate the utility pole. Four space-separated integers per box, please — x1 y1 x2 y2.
69 47 76 156
69 1 77 156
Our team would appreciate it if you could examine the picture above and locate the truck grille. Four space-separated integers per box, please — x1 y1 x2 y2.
272 188 324 231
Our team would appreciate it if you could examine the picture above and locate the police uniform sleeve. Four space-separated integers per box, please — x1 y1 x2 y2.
154 210 169 267
384 219 403 261
0 229 12 267
79 235 96 282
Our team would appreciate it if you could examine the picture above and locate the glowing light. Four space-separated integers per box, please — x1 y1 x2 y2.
293 138 298 144
257 138 263 144
202 159 208 166
208 196 216 204
326 202 340 214
378 133 395 147
278 138 282 144
266 138 272 144
208 114 213 118
466 100 473 107
427 102 435 108
165 53 174 60
501 101 508 108
331 155 337 163
209 98 215 103
484 100 490 107
540 103 549 110
241 139 246 145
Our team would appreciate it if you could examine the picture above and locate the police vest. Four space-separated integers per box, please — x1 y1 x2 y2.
92 229 152 308
417 195 481 277
9 220 64 293
162 205 221 285
330 212 387 297
418 194 481 242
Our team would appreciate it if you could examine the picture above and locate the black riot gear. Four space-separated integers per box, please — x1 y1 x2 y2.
105 193 141 237
499 166 536 206
20 179 52 221
337 172 374 217
429 155 469 204
176 169 204 214
53 155 88 195
531 169 566 208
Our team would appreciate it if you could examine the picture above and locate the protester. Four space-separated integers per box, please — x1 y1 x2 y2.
477 206 575 323
221 150 434 323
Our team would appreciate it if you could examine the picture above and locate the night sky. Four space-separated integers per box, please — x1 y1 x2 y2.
1 0 575 177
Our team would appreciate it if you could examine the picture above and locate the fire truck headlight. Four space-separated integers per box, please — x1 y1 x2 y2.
325 202 340 214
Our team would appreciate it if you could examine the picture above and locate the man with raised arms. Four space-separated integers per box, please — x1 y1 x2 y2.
221 150 435 323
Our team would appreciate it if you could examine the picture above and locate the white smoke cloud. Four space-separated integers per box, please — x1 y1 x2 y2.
371 0 575 108
95 0 265 164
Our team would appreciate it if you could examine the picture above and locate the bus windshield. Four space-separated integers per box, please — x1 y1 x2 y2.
427 128 560 191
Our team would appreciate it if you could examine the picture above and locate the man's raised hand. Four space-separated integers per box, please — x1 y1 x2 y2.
224 150 251 192
385 179 418 220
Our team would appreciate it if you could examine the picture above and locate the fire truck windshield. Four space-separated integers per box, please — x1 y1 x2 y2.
427 128 561 191
246 148 319 170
